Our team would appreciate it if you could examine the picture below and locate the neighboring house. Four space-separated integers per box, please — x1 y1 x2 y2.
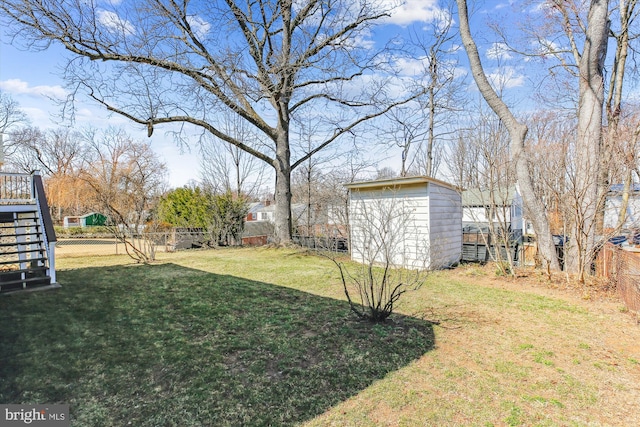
345 176 462 270
63 212 108 228
242 221 275 246
462 186 525 237
246 201 277 222
245 202 264 222
245 201 306 224
604 184 640 231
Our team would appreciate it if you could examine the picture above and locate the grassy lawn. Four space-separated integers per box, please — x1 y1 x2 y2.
1 248 639 426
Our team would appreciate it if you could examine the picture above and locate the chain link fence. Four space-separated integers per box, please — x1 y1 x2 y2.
596 243 640 314
56 231 350 257
55 231 213 257
292 234 349 253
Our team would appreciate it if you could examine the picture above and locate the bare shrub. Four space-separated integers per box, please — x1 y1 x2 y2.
329 192 430 322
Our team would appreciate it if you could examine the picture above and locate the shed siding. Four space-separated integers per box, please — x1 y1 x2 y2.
349 187 430 269
348 179 461 270
428 184 462 268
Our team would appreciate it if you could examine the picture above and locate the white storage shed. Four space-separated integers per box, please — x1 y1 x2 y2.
345 176 462 270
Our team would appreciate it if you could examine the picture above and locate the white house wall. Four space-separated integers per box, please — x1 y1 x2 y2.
462 206 512 225
604 195 640 230
511 192 524 231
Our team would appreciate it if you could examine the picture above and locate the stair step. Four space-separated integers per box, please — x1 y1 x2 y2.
0 266 48 280
0 257 47 266
0 276 52 293
0 241 43 247
0 212 37 222
0 248 46 256
0 224 41 229
0 220 39 226
0 232 42 238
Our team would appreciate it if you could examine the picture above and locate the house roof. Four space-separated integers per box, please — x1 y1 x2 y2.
247 202 263 214
462 187 517 207
243 220 274 237
344 176 460 192
81 212 106 218
609 183 640 193
64 212 105 220
251 203 306 215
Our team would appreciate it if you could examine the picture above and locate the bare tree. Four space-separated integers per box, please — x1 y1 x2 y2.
525 111 574 235
447 129 482 190
0 91 28 167
80 127 168 262
608 105 640 229
0 0 424 244
320 152 375 242
381 10 461 179
489 0 635 281
6 126 90 220
456 0 561 271
451 99 519 274
590 0 639 239
566 0 610 281
383 105 429 177
409 10 462 178
329 190 430 322
290 113 340 235
199 113 268 198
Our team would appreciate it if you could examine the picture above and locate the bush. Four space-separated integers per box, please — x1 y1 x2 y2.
327 191 429 322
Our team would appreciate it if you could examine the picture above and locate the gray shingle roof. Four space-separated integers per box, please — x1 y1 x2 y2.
462 186 517 206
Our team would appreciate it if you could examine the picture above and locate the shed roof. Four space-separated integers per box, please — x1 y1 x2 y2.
462 187 517 207
344 176 460 192
80 212 106 219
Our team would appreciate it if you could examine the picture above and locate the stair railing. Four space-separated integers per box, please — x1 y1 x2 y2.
32 171 58 284
0 172 35 204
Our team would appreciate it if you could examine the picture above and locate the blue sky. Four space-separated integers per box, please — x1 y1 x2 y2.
0 0 529 188
0 39 204 187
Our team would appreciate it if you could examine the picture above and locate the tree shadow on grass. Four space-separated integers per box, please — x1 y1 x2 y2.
0 263 435 427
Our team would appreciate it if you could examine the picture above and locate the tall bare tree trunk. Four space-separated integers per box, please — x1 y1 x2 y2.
566 0 610 281
426 78 436 177
598 0 635 233
456 0 560 270
617 169 633 228
273 130 292 244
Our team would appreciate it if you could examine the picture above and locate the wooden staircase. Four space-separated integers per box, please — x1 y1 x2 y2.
0 172 57 294
0 210 51 292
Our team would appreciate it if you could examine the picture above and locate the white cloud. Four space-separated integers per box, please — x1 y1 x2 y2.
187 15 211 39
535 38 561 57
381 0 450 26
487 66 525 89
19 107 51 124
486 42 513 61
0 79 67 99
530 2 552 14
348 33 376 50
97 9 135 36
394 56 428 76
